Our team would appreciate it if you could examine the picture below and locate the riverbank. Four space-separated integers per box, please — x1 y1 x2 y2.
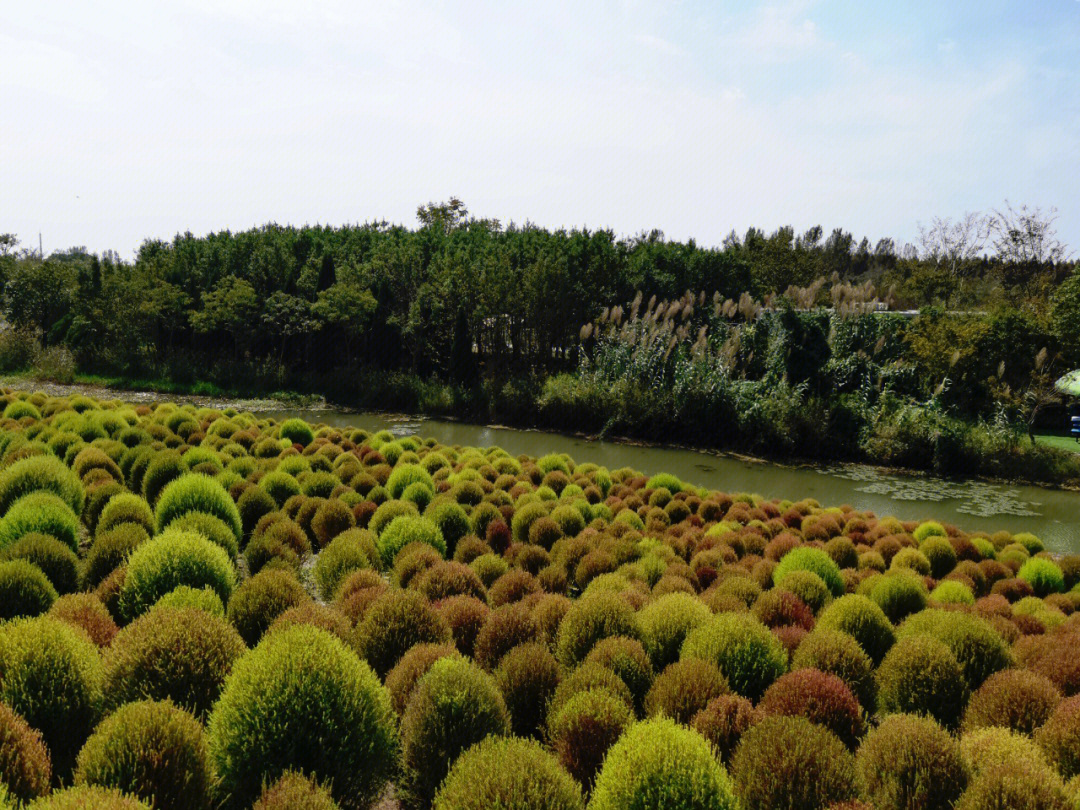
4 371 1080 494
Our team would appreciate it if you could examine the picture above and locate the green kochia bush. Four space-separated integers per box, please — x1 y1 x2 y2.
636 591 712 671
589 717 738 810
680 612 787 701
399 657 509 809
555 590 640 668
817 594 895 665
1017 557 1065 597
26 785 152 809
896 609 1012 690
208 624 399 810
1 533 79 595
433 736 584 810
0 617 103 778
876 636 968 729
0 455 84 516
154 474 243 549
226 569 310 648
855 713 967 810
0 492 81 552
104 606 246 720
0 560 56 619
119 530 235 622
74 699 214 810
772 546 845 597
732 715 857 810
377 516 445 568
0 700 52 804
277 419 315 447
251 772 340 810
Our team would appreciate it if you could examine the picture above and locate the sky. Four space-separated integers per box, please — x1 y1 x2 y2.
2 0 1079 259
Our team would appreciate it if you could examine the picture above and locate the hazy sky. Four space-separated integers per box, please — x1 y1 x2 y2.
3 0 1078 258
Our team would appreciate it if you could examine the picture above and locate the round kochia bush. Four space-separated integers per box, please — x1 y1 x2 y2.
896 609 1012 690
855 713 967 810
495 642 562 738
2 533 79 594
0 617 103 778
962 668 1061 735
555 590 640 668
0 560 56 620
208 624 399 810
74 699 213 810
680 612 787 701
636 591 712 671
645 658 730 725
154 474 243 549
226 569 310 647
758 668 864 748
399 657 509 809
1018 557 1066 597
773 546 845 597
356 589 450 678
119 529 235 621
104 606 246 720
876 635 968 729
816 594 896 665
589 717 738 810
0 492 81 552
251 771 339 810
1037 695 1080 778
277 418 314 447
96 493 155 538
26 786 152 809
791 627 876 711
433 736 584 810
0 700 51 804
376 515 445 568
732 715 857 810
548 688 633 791
0 454 84 516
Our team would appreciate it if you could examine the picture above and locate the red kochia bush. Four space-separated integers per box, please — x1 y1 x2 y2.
1036 694 1080 778
644 658 730 725
962 668 1062 735
434 594 489 658
473 602 541 671
757 668 864 749
690 694 758 764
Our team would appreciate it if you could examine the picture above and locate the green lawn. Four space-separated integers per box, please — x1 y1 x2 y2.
1035 434 1080 454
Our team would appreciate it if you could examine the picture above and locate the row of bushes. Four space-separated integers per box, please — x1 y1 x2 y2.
0 392 1077 808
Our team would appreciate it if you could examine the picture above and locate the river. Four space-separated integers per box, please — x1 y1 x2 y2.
258 409 1080 554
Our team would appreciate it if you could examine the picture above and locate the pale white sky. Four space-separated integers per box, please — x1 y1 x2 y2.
2 0 1078 258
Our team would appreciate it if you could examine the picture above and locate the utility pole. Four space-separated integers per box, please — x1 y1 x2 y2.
38 233 42 258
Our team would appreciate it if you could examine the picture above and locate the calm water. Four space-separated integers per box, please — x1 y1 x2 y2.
259 409 1080 553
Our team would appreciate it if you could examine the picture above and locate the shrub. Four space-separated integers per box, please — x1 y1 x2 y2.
583 636 653 714
0 533 76 595
0 617 103 777
226 569 310 647
791 627 875 711
869 571 928 623
153 585 225 616
773 547 845 597
237 487 277 541
590 717 738 810
690 694 757 764
546 662 634 725
424 500 471 558
892 547 932 577
474 603 541 671
752 589 814 630
356 589 450 678
0 701 51 804
97 494 154 538
83 524 147 589
313 529 373 600
387 464 434 500
957 762 1071 810
385 643 463 716
208 624 399 810
680 612 787 701
435 595 489 657
776 569 832 614
399 657 509 809
896 609 1012 690
0 560 56 620
278 418 314 447
913 521 947 543
876 635 968 728
645 658 730 724
119 530 235 622
759 668 864 748
962 668 1061 735
855 713 967 810
141 453 186 506
74 699 213 810
154 474 243 549
555 590 639 668
433 736 584 810
816 594 895 665
104 606 245 720
26 786 152 809
494 642 562 738
920 536 958 579
49 593 118 647
377 515 445 568
1037 695 1080 778
0 492 80 552
251 771 339 810
930 580 975 605
960 726 1050 780
548 688 632 791
310 499 355 549
258 471 302 508
1018 557 1066 597
413 560 486 602
488 569 540 606
732 715 856 810
0 455 84 516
